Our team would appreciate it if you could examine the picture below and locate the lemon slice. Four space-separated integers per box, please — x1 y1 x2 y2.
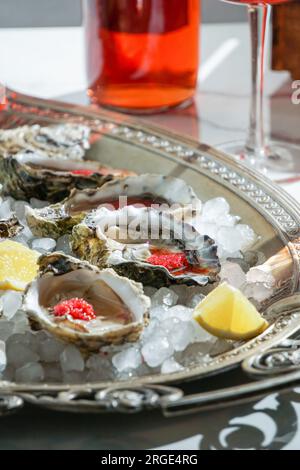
193 282 268 340
0 240 39 291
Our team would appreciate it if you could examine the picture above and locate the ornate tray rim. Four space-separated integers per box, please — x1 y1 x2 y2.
0 90 300 409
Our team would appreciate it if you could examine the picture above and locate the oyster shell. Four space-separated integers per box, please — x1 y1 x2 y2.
0 151 134 203
26 174 202 239
0 124 134 202
0 124 90 160
71 206 220 287
0 216 23 238
23 252 150 352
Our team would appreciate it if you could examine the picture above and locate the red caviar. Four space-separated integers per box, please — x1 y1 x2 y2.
71 169 96 176
146 249 189 271
53 298 96 321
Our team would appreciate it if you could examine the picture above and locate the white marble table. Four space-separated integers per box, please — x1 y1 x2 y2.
1 23 300 450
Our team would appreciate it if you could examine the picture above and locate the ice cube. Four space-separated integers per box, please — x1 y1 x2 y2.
217 213 239 228
60 345 85 372
0 340 6 373
15 362 44 383
6 332 29 346
86 357 113 381
194 221 218 240
148 305 169 320
161 357 183 374
38 337 65 362
13 226 33 246
242 282 273 303
167 320 195 352
13 201 28 221
216 226 242 253
86 354 107 371
141 318 161 342
29 198 49 209
159 316 179 335
151 287 179 307
1 291 23 319
169 285 190 305
217 224 256 254
220 261 246 289
192 320 216 344
0 200 12 219
31 238 56 253
236 224 257 250
86 369 102 382
6 337 39 368
141 335 173 367
166 305 193 322
202 197 230 222
62 370 86 384
43 363 62 383
112 347 142 372
56 235 72 254
186 293 205 309
22 331 40 352
246 265 275 287
115 370 137 381
34 329 51 343
217 223 257 254
0 320 14 341
12 311 29 333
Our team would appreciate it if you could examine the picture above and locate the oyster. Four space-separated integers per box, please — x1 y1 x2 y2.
0 151 134 203
23 252 150 352
0 216 23 238
0 124 134 202
0 124 90 160
71 206 220 287
26 174 202 239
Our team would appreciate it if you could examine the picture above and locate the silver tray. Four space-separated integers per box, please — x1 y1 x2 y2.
0 89 300 416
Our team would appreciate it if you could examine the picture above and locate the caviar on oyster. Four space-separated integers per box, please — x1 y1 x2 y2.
23 253 150 352
26 174 202 239
0 125 134 202
71 206 220 287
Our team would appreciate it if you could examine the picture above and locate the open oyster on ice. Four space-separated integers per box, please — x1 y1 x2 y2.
23 253 150 352
26 174 202 239
0 124 134 202
0 124 90 160
0 151 133 204
71 206 220 287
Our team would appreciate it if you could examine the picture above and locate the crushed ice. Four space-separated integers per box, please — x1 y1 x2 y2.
0 195 274 384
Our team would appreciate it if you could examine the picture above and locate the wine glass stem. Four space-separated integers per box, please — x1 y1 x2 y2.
246 4 272 158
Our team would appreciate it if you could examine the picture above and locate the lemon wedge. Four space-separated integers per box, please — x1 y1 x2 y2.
193 282 268 340
0 240 39 291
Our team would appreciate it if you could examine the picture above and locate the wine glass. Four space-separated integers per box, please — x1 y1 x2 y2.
219 0 300 174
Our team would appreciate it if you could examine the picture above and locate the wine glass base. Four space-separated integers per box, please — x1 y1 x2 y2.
217 140 300 176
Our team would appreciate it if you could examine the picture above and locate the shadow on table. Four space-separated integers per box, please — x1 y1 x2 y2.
1 369 300 450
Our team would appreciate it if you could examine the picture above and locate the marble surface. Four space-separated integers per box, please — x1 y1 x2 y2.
0 22 300 450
